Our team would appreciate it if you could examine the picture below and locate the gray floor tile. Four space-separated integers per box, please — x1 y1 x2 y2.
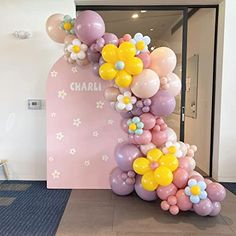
220 201 236 233
0 183 31 191
0 197 15 206
117 232 184 236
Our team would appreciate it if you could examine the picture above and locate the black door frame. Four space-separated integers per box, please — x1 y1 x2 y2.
76 5 219 177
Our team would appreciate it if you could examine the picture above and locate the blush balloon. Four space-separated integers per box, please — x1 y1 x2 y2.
156 183 177 200
134 130 152 145
178 157 192 173
152 130 167 148
176 189 192 211
137 52 151 68
140 113 156 130
173 168 189 188
169 205 179 215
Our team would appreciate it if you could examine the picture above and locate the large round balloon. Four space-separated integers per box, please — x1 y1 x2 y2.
115 143 141 171
110 167 134 196
46 14 67 43
131 69 160 99
74 10 105 45
149 47 177 77
164 73 181 97
150 90 176 117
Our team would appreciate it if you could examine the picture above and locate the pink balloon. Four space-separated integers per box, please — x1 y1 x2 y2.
190 175 204 182
209 202 221 216
152 130 167 148
204 178 213 185
131 69 160 99
120 119 129 132
169 205 179 215
167 196 177 206
176 189 192 211
134 130 152 145
173 168 189 188
178 157 192 173
140 113 156 130
140 142 156 155
137 52 151 68
150 47 177 77
128 134 137 144
206 183 226 202
161 200 170 211
165 73 181 97
156 183 177 200
193 198 213 216
74 10 105 45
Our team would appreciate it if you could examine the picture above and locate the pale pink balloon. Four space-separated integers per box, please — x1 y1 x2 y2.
140 113 156 130
167 196 177 206
156 183 177 200
169 205 179 215
179 141 188 157
121 119 129 132
209 202 221 216
204 178 213 185
165 73 181 97
161 200 170 211
131 69 160 99
134 130 152 145
137 52 151 68
176 189 193 211
186 156 196 170
166 127 177 143
189 171 203 178
149 47 177 77
190 175 204 182
151 130 167 148
64 34 77 45
206 183 226 202
173 167 189 188
178 157 192 173
140 142 156 155
46 14 67 43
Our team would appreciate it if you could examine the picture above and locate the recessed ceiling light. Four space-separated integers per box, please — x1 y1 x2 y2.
151 46 155 51
141 10 147 13
132 13 139 19
150 28 154 31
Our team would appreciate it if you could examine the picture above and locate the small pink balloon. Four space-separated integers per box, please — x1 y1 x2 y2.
140 113 156 130
173 168 189 188
206 183 226 202
190 175 204 182
161 200 170 211
169 205 179 215
121 119 129 132
193 198 213 216
137 52 151 69
152 130 167 148
189 171 203 178
209 202 221 216
204 178 213 185
140 142 156 155
134 130 152 145
176 189 192 211
167 196 177 206
123 34 132 41
178 157 192 173
156 183 177 200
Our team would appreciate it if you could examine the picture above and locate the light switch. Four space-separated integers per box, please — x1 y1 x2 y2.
28 99 42 110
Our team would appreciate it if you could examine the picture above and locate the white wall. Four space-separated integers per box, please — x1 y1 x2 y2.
0 0 75 180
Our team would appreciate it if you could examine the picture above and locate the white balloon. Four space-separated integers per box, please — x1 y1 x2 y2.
166 127 177 143
179 141 187 157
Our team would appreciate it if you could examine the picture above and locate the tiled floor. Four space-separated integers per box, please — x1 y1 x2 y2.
57 189 236 236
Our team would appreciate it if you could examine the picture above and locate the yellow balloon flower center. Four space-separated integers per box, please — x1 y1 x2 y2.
64 22 72 31
168 146 177 154
72 45 80 53
123 96 131 104
191 185 201 195
136 40 145 51
129 123 137 131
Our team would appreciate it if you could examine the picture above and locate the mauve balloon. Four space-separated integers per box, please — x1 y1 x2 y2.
87 48 100 63
206 183 226 202
193 198 213 216
110 167 134 196
209 201 221 216
115 143 141 171
74 10 105 45
156 183 177 200
135 175 157 201
103 32 119 46
150 90 176 117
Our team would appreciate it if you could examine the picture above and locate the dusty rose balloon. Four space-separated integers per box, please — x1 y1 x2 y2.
209 202 221 216
74 10 105 45
178 157 192 173
156 183 177 200
140 113 156 130
121 119 129 132
137 52 151 68
176 189 192 211
131 69 160 99
173 168 189 188
134 130 152 145
206 183 226 202
150 47 177 77
103 32 119 46
166 127 177 143
104 87 120 102
170 205 179 215
87 48 100 63
150 90 176 117
140 142 156 155
131 105 143 116
152 130 167 147
167 196 177 206
110 167 134 196
64 34 77 44
193 198 213 216
46 14 67 43
115 143 141 171
190 175 204 182
135 175 157 201
165 73 181 97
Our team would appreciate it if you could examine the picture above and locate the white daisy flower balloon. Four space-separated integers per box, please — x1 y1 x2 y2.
116 91 137 111
67 39 88 61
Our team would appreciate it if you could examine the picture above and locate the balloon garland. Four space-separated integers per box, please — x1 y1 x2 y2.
46 10 226 216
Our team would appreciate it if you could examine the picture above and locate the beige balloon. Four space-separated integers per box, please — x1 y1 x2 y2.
46 13 67 43
64 34 77 45
104 87 120 102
